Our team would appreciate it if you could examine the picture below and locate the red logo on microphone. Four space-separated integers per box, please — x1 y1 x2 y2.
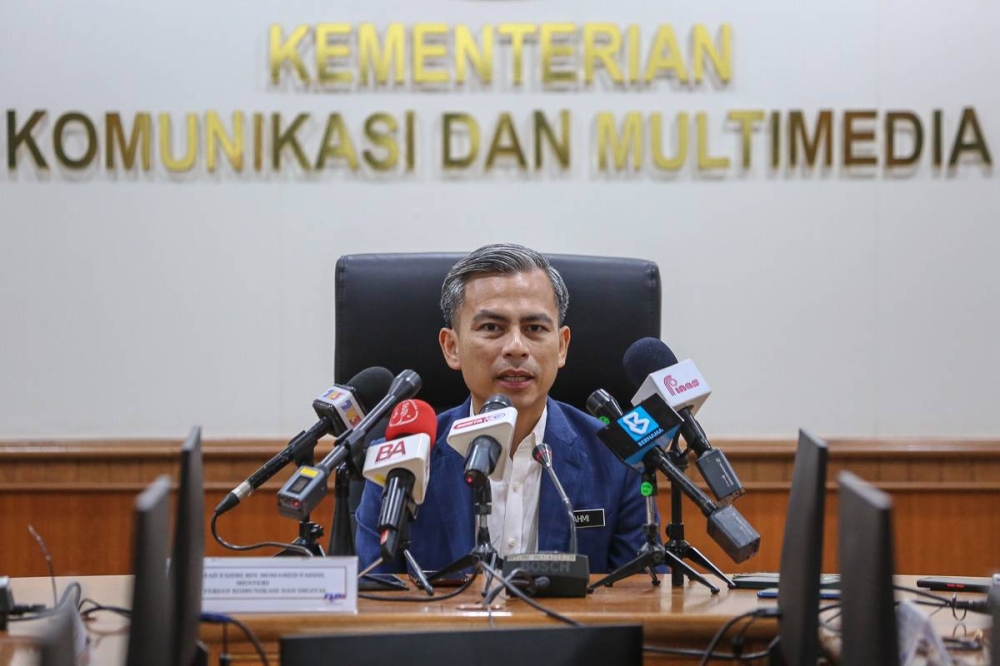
452 413 502 430
663 374 700 397
389 400 419 428
374 440 407 463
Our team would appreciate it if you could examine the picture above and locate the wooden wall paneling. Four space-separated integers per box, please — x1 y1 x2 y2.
1 438 998 578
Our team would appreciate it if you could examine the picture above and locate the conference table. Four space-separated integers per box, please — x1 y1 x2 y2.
0 574 991 665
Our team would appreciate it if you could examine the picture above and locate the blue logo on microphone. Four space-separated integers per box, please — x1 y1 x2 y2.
618 407 663 446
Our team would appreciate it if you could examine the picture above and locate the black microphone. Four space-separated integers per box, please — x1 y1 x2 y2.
445 394 518 486
624 338 744 504
588 388 760 564
362 399 438 564
214 366 394 516
276 370 422 522
463 394 511 486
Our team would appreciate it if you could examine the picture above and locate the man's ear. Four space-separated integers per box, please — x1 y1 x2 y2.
439 328 462 370
557 325 571 368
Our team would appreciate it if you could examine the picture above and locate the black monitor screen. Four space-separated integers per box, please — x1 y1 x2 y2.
172 426 204 666
838 471 899 666
776 429 829 665
281 625 643 666
126 475 172 666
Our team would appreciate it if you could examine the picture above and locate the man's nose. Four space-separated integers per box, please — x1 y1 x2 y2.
503 330 529 358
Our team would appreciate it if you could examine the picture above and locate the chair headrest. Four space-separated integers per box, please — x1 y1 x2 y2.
334 253 661 414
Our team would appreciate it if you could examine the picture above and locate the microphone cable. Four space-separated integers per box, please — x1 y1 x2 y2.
695 608 780 666
478 561 582 627
210 511 313 558
357 571 480 602
201 612 270 666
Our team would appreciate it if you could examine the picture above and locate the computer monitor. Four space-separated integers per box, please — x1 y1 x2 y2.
126 475 173 666
774 429 829 665
172 426 206 666
838 471 899 666
281 625 643 666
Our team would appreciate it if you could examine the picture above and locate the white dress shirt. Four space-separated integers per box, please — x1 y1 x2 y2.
485 407 547 558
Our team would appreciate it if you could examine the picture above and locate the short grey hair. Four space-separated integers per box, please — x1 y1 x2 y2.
440 243 569 328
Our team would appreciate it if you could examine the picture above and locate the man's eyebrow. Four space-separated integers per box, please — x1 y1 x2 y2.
520 313 555 325
471 310 510 324
470 310 555 325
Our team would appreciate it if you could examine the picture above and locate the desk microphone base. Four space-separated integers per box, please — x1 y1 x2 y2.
502 553 590 598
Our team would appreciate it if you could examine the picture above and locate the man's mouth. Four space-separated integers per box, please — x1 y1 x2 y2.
497 371 533 385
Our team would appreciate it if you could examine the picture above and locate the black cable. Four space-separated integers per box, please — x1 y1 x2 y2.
220 621 231 666
642 643 774 661
817 603 842 633
78 598 132 620
483 570 521 607
893 583 971 606
359 570 480 602
696 609 776 666
478 562 582 627
202 613 270 666
730 611 764 659
210 511 313 558
226 616 270 666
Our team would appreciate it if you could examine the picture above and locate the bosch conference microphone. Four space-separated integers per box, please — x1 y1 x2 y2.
498 443 590 598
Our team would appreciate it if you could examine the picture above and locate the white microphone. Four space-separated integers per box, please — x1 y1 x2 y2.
630 358 712 416
446 394 517 485
624 338 744 504
362 399 437 563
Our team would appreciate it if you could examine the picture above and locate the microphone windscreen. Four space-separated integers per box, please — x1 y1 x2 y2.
482 393 512 413
623 338 679 387
347 366 395 412
385 399 438 442
531 443 553 466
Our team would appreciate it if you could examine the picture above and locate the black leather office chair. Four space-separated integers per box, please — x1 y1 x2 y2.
330 252 662 556
334 252 662 411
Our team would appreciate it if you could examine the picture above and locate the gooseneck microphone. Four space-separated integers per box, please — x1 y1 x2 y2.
446 394 517 486
624 338 744 504
588 388 760 563
362 399 437 564
215 366 394 516
498 442 590 598
276 370 422 522
531 443 578 554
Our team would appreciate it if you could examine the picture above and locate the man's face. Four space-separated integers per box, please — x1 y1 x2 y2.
439 269 570 421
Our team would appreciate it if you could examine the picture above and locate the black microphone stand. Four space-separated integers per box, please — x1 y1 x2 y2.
355 506 434 595
425 483 501 593
328 461 410 592
589 462 720 593
662 432 735 589
329 465 354 555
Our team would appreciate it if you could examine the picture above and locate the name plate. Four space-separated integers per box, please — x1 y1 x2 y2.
202 556 358 614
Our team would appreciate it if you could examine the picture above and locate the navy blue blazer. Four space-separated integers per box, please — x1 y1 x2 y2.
355 396 652 574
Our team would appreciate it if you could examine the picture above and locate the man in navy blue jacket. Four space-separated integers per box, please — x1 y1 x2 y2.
355 243 649 573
